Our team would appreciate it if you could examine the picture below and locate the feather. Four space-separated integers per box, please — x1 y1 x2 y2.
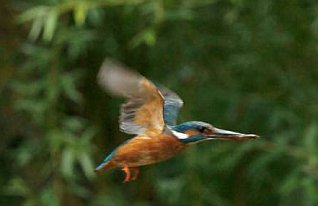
97 59 184 136
158 86 183 126
98 59 164 136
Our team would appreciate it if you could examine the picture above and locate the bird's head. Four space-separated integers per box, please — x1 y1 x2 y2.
171 121 258 144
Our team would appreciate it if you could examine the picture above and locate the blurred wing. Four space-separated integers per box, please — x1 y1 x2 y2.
159 86 184 126
98 59 165 136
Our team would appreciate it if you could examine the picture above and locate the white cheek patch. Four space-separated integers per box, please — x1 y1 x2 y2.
172 130 189 139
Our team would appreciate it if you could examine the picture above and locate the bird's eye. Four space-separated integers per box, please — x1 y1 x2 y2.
198 126 206 133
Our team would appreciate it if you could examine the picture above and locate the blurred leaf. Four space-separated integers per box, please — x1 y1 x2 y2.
68 183 91 199
303 122 318 154
165 8 195 21
17 6 50 41
23 199 37 206
15 141 36 166
48 129 66 154
4 178 30 197
15 98 48 123
40 187 59 206
17 6 50 23
63 117 85 132
61 72 82 103
61 148 75 179
43 10 58 41
156 178 184 204
280 169 301 194
302 176 318 206
29 18 44 41
73 1 89 26
78 153 95 180
130 28 156 48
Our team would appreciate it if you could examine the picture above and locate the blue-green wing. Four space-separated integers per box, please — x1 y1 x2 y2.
159 87 184 126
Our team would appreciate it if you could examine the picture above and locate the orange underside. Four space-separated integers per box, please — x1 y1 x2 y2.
96 134 187 182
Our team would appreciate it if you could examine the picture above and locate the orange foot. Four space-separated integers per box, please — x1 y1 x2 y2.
121 165 140 183
131 167 140 181
121 165 131 183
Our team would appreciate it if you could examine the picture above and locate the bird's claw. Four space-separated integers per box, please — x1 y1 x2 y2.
121 165 140 183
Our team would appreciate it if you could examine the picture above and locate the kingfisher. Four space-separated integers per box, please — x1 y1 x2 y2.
95 59 258 182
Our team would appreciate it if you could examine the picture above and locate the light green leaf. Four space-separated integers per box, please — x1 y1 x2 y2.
78 153 95 179
130 28 156 48
61 149 75 178
17 6 50 23
74 2 88 26
29 18 44 41
43 10 58 41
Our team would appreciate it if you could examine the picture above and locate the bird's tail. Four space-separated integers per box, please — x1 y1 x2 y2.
95 160 114 173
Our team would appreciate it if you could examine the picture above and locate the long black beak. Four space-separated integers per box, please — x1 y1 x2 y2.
207 128 259 141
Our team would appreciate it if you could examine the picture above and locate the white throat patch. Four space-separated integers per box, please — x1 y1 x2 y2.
171 130 189 139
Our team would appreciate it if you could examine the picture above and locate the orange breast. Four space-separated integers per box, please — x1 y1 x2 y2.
110 134 187 167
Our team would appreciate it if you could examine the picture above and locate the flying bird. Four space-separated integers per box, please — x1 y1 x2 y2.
95 59 258 182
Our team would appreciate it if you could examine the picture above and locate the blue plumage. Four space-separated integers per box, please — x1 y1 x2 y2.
95 150 116 171
157 86 183 126
172 121 212 132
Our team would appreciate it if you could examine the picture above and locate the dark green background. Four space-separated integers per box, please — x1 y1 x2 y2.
1 0 318 205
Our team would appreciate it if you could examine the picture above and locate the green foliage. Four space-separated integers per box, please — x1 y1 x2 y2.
1 0 318 205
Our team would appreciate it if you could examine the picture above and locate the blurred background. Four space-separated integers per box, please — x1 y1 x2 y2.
1 0 318 205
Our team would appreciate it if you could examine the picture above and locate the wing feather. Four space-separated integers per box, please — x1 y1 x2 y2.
159 86 184 126
98 59 164 136
97 59 184 136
